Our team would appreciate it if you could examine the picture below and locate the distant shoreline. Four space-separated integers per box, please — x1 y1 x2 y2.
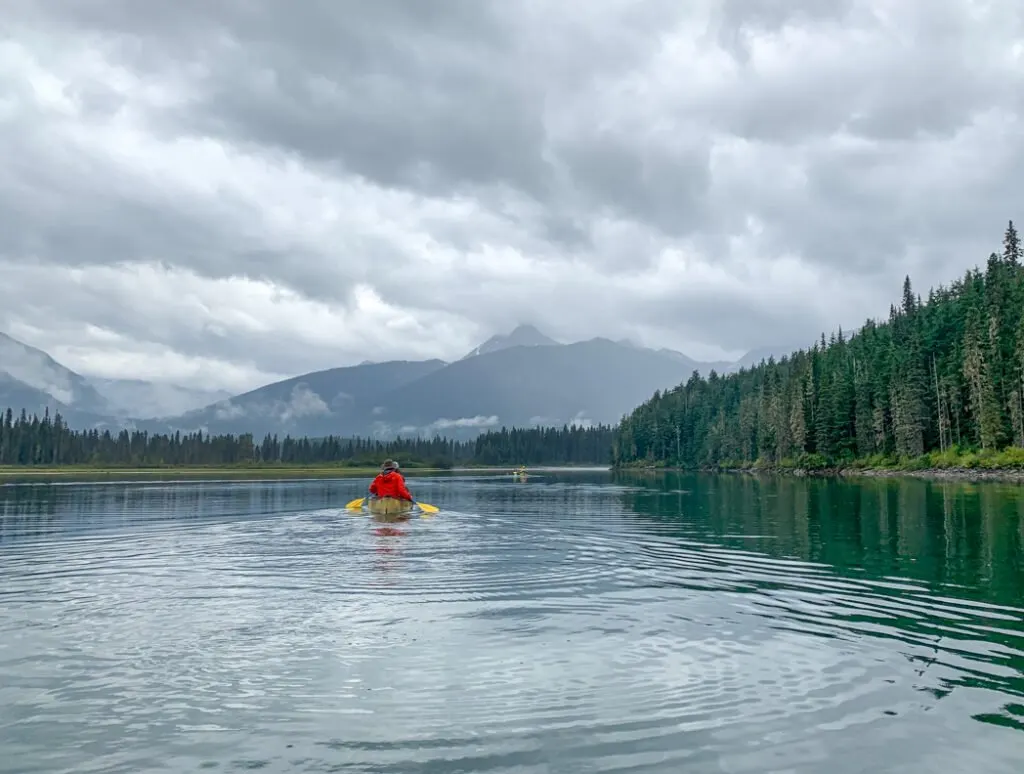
0 463 609 483
0 465 407 481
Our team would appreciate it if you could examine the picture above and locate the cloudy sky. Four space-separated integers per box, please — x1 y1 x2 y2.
2 0 1023 393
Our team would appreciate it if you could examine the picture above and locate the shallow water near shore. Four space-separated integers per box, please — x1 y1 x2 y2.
1 470 1022 773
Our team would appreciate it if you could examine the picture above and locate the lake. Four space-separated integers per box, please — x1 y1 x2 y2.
1 470 1022 773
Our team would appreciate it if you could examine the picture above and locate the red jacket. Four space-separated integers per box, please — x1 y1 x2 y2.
369 470 413 501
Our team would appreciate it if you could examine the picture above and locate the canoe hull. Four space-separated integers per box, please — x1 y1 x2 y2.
366 496 416 516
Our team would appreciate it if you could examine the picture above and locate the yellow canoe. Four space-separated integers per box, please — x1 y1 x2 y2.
367 496 416 516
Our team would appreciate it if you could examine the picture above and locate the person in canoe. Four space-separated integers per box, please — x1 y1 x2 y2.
367 459 415 518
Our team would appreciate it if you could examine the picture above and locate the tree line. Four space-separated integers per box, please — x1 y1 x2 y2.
614 220 1024 469
0 408 613 467
472 424 615 465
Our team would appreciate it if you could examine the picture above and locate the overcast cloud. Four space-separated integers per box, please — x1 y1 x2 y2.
2 0 1022 392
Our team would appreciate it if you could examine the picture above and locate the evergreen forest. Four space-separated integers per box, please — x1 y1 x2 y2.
614 221 1024 470
0 407 613 468
471 424 615 465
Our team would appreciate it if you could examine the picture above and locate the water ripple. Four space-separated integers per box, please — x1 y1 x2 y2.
0 474 1022 773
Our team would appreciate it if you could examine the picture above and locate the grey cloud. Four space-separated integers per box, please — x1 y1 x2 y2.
769 120 1024 280
0 101 358 293
708 6 1018 147
553 135 713 240
0 259 348 380
182 52 549 201
212 383 330 425
382 415 501 440
3 0 1024 378
717 0 858 30
634 291 827 355
431 416 500 430
19 0 550 198
8 0 706 237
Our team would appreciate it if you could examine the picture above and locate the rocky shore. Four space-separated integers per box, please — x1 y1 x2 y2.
706 465 1024 484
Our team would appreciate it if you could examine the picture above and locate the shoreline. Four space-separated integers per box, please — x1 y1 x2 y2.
0 464 606 483
839 466 1024 483
617 464 1024 484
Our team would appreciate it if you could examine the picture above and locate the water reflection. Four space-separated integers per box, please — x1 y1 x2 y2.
614 470 1024 733
613 471 1024 603
0 471 1022 772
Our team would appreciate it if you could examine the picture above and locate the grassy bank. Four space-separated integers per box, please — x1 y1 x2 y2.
617 446 1024 483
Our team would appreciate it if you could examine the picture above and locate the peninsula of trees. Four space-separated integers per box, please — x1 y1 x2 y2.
614 221 1024 473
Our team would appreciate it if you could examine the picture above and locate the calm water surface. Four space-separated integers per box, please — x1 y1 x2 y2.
1 470 1022 773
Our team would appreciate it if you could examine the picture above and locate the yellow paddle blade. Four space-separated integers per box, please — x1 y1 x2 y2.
416 501 439 514
344 497 366 510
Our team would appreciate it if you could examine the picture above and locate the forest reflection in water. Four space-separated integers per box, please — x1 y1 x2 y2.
615 470 1024 732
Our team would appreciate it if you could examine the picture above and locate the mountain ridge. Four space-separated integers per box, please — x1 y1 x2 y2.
0 331 248 422
0 327 794 439
362 337 706 439
144 332 735 440
461 324 559 359
0 332 110 415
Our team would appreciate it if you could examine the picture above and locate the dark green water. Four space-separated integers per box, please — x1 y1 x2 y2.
1 470 1022 773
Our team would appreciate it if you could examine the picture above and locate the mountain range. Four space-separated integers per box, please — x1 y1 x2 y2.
0 326 799 440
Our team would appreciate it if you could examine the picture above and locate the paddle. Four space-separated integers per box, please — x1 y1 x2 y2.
344 497 439 515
